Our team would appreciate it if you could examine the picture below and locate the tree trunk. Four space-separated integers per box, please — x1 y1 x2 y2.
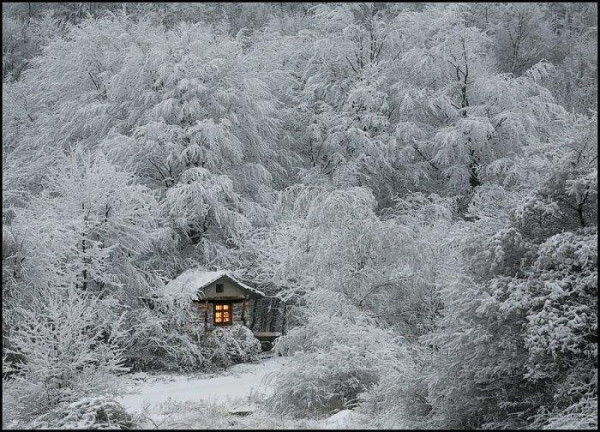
80 203 88 291
250 298 258 330
468 148 481 189
281 303 288 336
577 206 586 227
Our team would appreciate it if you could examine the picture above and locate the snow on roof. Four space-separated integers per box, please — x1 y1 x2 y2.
164 269 265 299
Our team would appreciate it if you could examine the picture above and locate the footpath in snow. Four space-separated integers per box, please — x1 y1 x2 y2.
117 355 285 414
117 355 367 429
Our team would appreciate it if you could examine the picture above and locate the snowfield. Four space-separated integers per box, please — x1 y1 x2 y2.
117 355 368 429
118 356 285 414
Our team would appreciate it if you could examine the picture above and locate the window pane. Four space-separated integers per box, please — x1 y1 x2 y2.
215 304 222 311
216 312 222 318
223 304 230 311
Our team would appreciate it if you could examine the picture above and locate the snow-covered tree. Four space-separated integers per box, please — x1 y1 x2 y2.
420 114 597 429
2 4 596 429
6 15 287 271
3 287 127 423
248 185 456 417
392 6 571 205
10 147 157 295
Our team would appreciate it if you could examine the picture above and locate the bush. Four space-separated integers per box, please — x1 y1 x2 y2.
358 345 432 429
123 305 207 372
265 348 379 418
201 324 262 368
266 315 408 418
7 397 134 430
529 391 598 430
4 289 127 423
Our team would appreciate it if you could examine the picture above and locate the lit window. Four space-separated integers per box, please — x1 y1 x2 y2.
213 303 232 325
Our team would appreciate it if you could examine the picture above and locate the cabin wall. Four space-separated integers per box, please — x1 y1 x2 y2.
188 297 289 334
191 298 258 331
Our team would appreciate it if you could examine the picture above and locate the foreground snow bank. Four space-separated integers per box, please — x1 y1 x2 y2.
322 410 369 428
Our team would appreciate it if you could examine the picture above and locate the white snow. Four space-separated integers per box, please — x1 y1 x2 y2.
118 356 371 429
117 356 285 415
322 409 367 429
164 269 265 299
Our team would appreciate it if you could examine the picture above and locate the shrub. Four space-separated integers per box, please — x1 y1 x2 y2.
4 288 127 422
123 305 207 372
201 324 262 368
265 348 379 418
358 345 432 429
266 315 407 418
7 397 134 430
528 390 598 430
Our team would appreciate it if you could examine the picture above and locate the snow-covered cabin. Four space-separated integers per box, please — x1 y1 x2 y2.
165 269 265 331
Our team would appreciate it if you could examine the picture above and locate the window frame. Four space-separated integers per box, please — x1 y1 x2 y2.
215 283 224 293
213 301 233 326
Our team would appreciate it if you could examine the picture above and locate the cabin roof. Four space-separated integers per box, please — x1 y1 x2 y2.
164 269 265 300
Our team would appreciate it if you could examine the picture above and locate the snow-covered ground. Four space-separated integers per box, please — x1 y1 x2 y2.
117 355 369 429
118 355 285 414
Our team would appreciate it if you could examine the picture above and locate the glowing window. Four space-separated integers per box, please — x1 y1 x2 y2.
213 302 232 325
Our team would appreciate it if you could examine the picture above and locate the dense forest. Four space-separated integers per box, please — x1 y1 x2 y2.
2 2 597 429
